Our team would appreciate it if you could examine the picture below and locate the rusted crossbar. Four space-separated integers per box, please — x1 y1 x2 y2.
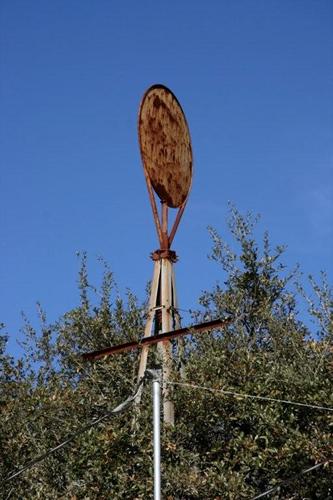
82 317 232 361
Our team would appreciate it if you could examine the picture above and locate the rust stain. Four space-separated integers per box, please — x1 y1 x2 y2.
138 85 193 208
82 318 232 360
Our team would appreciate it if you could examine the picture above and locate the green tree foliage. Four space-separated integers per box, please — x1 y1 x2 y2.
1 209 332 499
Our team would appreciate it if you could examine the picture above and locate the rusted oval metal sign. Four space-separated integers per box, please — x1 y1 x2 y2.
138 85 192 208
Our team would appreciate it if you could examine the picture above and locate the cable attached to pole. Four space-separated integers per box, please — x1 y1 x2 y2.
167 380 333 413
251 460 332 499
169 380 333 497
2 377 146 484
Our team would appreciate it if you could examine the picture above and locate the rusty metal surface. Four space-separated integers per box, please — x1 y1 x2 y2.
82 318 232 361
145 167 164 246
150 249 178 262
168 201 187 247
138 85 192 208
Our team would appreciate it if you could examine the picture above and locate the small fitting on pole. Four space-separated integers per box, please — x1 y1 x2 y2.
145 367 162 382
150 249 178 262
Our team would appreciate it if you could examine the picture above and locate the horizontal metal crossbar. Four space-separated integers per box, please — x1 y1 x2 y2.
82 318 232 361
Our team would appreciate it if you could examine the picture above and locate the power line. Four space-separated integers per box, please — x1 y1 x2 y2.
5 488 13 500
169 306 195 314
2 378 145 484
251 460 331 499
169 380 332 498
167 381 333 412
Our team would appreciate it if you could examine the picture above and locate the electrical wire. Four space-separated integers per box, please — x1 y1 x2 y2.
148 305 194 315
5 488 13 500
169 306 194 314
167 381 333 412
2 377 145 484
169 380 332 497
251 460 331 499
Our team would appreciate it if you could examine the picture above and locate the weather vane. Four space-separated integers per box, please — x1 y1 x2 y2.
136 85 193 425
82 86 230 428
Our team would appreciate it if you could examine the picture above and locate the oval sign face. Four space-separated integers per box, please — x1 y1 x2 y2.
138 85 192 208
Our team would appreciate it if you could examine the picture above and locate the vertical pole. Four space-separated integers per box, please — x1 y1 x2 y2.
171 265 181 330
171 266 185 378
161 258 175 426
136 260 161 400
152 371 161 500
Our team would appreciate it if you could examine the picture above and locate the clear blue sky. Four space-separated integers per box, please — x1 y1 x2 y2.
1 1 332 355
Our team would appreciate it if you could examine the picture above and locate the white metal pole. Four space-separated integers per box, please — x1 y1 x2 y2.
152 372 161 500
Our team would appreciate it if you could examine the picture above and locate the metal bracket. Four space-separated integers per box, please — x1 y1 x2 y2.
145 368 162 382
